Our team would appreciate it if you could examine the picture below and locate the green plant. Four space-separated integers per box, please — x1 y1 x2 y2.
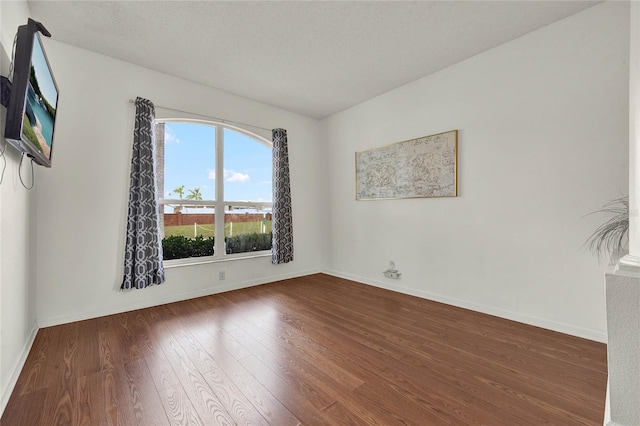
226 232 272 254
584 196 629 263
173 185 185 199
162 232 272 260
186 187 203 200
190 235 215 257
162 235 214 260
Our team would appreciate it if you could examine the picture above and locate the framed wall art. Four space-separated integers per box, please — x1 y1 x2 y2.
355 130 458 200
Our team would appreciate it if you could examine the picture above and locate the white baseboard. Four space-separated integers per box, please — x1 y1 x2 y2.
38 268 321 328
0 320 39 415
322 269 607 343
604 378 611 426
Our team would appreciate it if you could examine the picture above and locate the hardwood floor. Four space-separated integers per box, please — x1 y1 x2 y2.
2 273 607 425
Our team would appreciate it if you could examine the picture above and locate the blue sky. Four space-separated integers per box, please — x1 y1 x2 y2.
31 35 58 106
163 123 272 203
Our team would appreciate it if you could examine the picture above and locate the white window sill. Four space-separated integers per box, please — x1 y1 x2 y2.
163 250 271 269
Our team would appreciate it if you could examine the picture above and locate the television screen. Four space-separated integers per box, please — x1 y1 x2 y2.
3 19 58 168
22 33 58 163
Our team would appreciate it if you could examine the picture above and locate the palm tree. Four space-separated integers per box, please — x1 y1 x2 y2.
186 187 203 200
173 185 185 199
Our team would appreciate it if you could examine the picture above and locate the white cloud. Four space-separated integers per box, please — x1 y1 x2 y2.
207 169 251 182
164 130 180 144
227 172 250 183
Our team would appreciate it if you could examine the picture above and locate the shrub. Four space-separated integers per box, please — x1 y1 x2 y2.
162 235 214 260
189 235 215 257
162 232 272 260
226 232 272 254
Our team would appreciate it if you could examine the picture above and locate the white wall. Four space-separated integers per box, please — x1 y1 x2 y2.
0 0 39 412
33 41 325 325
323 1 629 342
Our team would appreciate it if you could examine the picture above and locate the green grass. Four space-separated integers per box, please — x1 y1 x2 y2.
164 220 272 238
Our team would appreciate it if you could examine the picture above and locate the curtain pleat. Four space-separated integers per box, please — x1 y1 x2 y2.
121 97 165 289
272 128 294 264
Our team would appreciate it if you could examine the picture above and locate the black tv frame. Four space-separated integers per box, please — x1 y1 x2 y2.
4 18 58 168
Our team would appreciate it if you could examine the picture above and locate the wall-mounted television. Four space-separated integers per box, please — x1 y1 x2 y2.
4 19 58 167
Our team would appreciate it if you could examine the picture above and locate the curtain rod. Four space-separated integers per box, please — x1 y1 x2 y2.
128 99 272 132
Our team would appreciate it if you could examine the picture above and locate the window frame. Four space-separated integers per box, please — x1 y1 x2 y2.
156 118 273 266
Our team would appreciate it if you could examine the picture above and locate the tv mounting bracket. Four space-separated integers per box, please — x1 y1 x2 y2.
0 77 10 108
1 19 51 108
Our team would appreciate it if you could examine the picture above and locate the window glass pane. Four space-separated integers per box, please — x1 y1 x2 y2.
162 208 216 260
225 205 272 254
162 122 216 202
157 123 272 261
158 121 216 261
223 128 272 203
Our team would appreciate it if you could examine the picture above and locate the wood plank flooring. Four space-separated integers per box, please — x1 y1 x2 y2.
2 273 607 425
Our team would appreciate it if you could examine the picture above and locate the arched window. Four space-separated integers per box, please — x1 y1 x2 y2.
155 120 272 262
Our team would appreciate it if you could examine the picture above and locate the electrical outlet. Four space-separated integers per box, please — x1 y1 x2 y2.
384 270 401 279
383 261 401 279
219 271 226 280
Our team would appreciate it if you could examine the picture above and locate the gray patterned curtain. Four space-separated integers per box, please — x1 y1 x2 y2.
272 128 293 264
121 97 165 289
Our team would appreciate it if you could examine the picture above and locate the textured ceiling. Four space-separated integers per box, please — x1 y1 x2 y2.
28 1 599 119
